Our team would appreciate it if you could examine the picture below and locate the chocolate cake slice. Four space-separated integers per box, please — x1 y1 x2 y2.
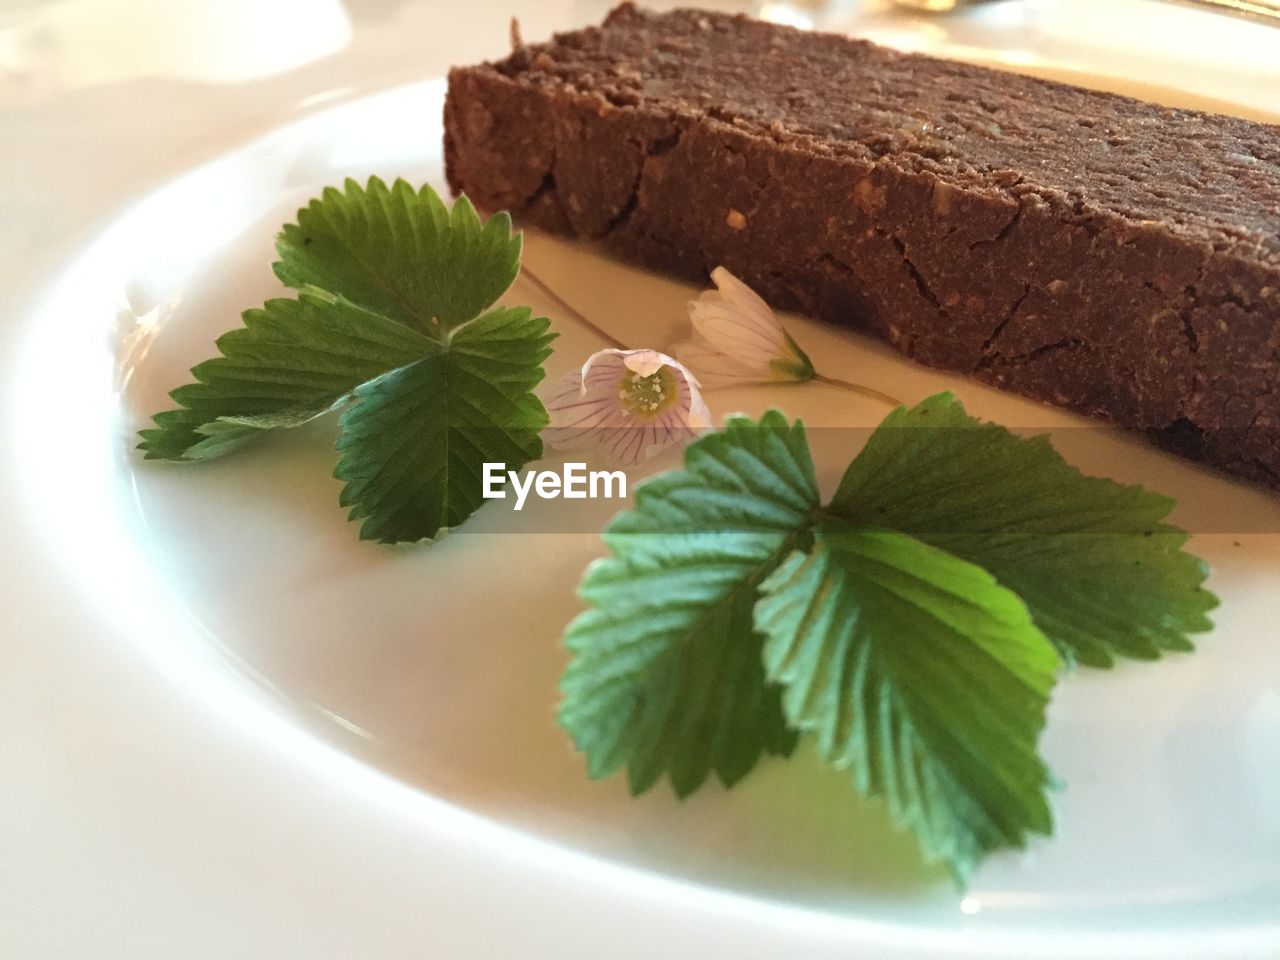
445 3 1280 488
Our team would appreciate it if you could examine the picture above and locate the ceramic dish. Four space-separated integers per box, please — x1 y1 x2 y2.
5 27 1279 960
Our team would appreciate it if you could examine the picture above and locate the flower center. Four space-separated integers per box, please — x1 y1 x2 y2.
618 365 679 418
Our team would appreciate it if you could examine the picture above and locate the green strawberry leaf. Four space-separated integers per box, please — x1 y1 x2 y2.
138 291 435 461
334 306 553 543
275 176 521 335
755 521 1060 883
558 411 818 797
828 394 1216 666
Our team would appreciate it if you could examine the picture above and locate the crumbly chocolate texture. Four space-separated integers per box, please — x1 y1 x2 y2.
445 3 1280 487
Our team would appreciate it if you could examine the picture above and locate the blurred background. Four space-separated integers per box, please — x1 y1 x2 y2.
2 0 1276 105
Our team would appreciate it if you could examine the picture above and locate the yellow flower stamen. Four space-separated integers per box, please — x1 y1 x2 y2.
618 365 679 418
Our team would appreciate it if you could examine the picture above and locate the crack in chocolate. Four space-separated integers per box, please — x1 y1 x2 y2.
980 336 1086 371
1199 288 1256 312
968 200 1024 253
814 252 855 278
524 168 559 211
1179 286 1201 355
598 126 686 239
1150 416 1206 460
600 182 641 237
886 232 944 313
648 130 682 156
515 133 573 231
978 282 1031 362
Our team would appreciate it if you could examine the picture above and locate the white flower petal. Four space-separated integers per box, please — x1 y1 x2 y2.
682 267 813 385
675 336 767 389
709 265 778 325
579 348 628 385
692 268 785 350
543 347 711 464
684 378 713 431
543 378 621 450
688 299 783 359
600 423 650 467
619 348 676 379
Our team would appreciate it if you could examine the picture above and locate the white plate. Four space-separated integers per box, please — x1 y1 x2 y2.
5 18 1280 960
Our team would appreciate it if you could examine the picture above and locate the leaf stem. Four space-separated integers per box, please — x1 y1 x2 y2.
522 262 903 410
811 372 901 408
519 263 626 349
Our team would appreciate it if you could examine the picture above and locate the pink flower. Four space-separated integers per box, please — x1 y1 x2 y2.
544 349 712 466
676 266 814 387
